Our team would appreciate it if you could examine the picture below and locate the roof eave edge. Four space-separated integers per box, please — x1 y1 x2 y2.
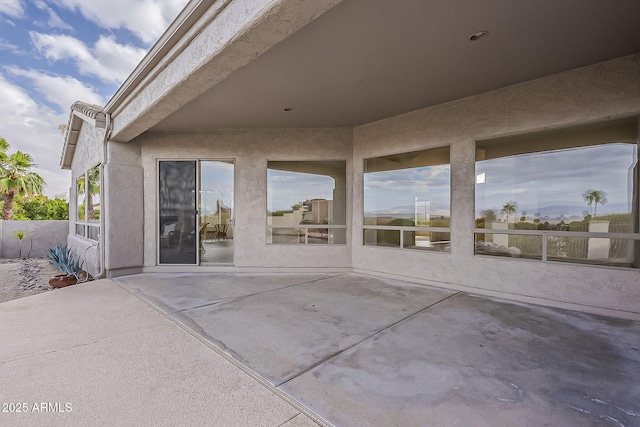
60 104 106 170
104 0 215 115
60 114 83 170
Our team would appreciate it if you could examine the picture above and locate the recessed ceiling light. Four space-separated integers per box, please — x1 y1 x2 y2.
469 30 489 41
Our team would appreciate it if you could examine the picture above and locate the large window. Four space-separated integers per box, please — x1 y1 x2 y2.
75 164 100 241
475 117 640 268
363 147 451 252
267 161 346 244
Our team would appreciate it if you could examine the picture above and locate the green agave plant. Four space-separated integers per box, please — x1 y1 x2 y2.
46 244 83 277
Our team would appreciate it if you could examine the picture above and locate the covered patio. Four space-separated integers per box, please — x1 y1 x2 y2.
3 273 639 425
61 0 640 321
113 272 640 426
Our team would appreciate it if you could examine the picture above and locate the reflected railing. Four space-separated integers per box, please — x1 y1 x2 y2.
363 225 451 252
474 228 640 268
267 225 347 245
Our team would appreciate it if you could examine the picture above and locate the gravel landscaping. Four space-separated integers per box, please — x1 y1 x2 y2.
0 258 61 303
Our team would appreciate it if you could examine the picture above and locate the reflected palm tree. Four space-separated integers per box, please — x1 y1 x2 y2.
500 201 517 223
582 189 608 219
77 166 100 220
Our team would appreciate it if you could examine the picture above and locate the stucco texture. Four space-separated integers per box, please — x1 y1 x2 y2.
71 53 640 318
0 221 68 258
137 127 353 270
352 54 640 317
67 121 105 275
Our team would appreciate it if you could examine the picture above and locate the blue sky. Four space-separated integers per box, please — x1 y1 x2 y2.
0 0 188 197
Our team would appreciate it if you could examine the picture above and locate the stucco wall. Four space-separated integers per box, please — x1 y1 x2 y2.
138 128 352 270
103 163 144 275
68 121 105 276
0 220 68 258
101 139 145 275
70 121 105 180
83 53 640 317
352 54 640 318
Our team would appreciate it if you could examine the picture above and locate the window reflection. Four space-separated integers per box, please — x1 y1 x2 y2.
364 147 451 252
75 164 100 241
87 165 100 223
76 175 85 221
475 117 639 267
267 161 346 244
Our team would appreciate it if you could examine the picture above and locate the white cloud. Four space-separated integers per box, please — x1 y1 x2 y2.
0 0 23 18
51 0 187 44
33 0 73 31
0 72 38 121
30 32 147 84
0 37 21 53
268 170 336 211
7 67 104 112
476 145 636 215
0 72 71 197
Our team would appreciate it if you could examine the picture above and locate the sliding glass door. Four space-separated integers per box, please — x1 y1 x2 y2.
159 161 198 264
200 161 234 264
158 160 234 265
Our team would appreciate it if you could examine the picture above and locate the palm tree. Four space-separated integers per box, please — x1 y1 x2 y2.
76 167 100 220
85 166 100 220
0 138 44 220
582 189 608 219
500 201 517 223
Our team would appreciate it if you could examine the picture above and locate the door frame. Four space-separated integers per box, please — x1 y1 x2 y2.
199 159 236 266
157 158 235 266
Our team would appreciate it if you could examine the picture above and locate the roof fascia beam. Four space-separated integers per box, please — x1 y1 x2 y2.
107 0 344 142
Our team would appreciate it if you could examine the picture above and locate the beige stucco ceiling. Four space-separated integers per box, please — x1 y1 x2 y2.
150 0 640 131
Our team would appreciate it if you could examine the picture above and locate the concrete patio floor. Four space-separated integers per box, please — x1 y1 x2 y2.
2 273 639 426
113 272 640 427
0 279 320 427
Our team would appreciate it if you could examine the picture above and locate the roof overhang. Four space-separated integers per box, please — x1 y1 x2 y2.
105 0 344 142
104 0 217 116
89 0 640 142
60 102 106 170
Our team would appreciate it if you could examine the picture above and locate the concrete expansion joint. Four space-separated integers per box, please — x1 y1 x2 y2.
2 348 60 365
276 290 463 388
172 298 232 314
277 413 315 427
113 279 332 427
174 275 341 314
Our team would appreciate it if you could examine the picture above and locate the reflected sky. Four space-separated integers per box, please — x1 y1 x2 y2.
219 142 636 220
268 170 335 212
364 165 451 216
201 161 234 215
476 144 636 218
